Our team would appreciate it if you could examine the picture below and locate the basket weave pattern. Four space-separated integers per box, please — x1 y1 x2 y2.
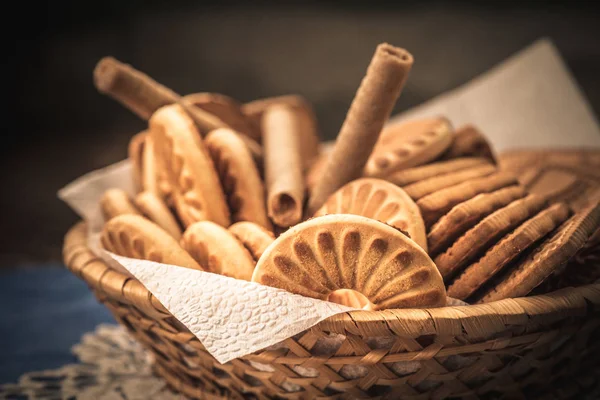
64 222 600 399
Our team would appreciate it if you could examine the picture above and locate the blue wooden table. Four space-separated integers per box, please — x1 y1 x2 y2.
0 265 115 384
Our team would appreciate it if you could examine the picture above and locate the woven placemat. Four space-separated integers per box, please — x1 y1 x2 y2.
0 324 185 399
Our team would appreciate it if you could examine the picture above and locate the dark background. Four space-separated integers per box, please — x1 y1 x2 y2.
3 1 600 266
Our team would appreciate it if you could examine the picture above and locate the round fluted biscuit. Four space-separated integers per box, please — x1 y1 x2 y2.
364 118 453 178
427 186 526 256
181 221 255 281
101 214 201 270
386 157 491 187
252 214 446 310
100 188 140 221
416 171 519 227
134 191 182 240
228 221 275 262
149 104 230 227
434 194 548 281
313 178 427 251
448 203 571 300
478 201 600 302
206 128 272 230
404 164 497 200
183 93 259 141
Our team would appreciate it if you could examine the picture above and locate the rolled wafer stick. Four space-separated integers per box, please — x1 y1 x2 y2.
242 95 320 168
94 57 180 119
262 104 306 227
307 43 413 214
93 57 263 163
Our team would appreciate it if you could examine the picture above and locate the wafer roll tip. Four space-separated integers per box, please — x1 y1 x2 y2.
375 43 414 66
93 56 122 92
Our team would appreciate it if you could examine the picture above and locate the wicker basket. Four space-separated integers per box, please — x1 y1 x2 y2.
63 222 600 399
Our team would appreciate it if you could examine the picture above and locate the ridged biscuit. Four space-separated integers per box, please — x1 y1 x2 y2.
128 132 147 193
181 221 255 280
229 221 275 262
134 191 182 240
205 128 271 230
149 104 230 227
313 178 427 251
385 157 491 187
448 203 570 300
100 188 140 221
364 118 453 178
252 214 446 310
478 201 600 302
417 171 519 227
434 194 547 281
101 214 201 270
427 186 526 256
404 164 497 200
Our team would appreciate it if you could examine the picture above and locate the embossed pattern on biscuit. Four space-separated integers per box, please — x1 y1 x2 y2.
386 157 491 187
313 178 427 251
477 201 600 303
181 221 255 281
229 221 275 262
434 194 548 281
427 186 526 256
364 118 453 178
416 171 519 227
150 104 230 227
206 128 272 230
448 203 570 301
252 214 446 310
101 214 202 270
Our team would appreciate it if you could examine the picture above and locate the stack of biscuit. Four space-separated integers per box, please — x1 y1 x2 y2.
93 43 600 311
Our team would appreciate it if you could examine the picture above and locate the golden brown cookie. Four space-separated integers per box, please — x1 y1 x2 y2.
403 164 497 200
228 221 275 262
313 178 427 251
385 157 491 187
434 194 547 281
128 132 147 193
416 171 519 227
205 128 271 230
441 125 496 162
364 118 453 178
100 188 140 221
149 104 230 227
181 221 255 280
134 191 182 240
252 214 446 310
427 186 526 256
477 201 600 302
448 203 571 300
182 93 259 142
101 214 201 270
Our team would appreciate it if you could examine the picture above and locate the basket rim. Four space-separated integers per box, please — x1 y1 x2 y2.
63 221 600 337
